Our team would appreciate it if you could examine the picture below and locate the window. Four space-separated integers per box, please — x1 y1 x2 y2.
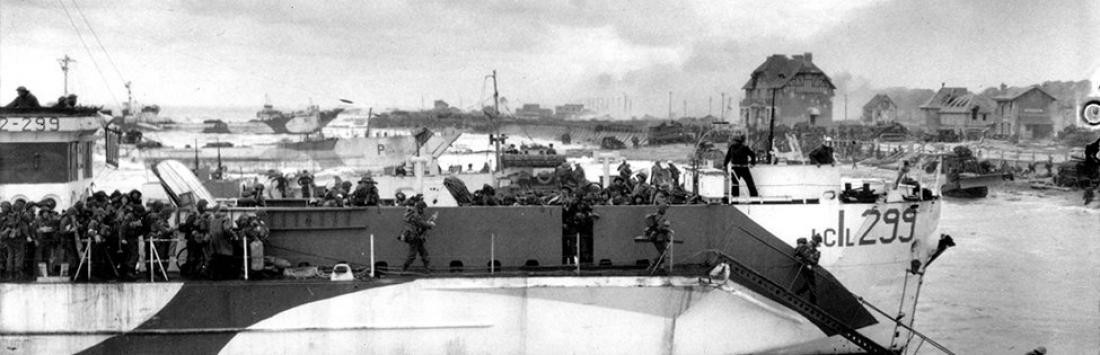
84 141 93 179
0 143 70 184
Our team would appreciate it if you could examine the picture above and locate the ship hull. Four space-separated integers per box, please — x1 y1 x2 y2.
0 199 942 354
0 277 875 355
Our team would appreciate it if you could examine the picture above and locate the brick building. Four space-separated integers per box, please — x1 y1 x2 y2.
992 86 1057 140
740 53 835 131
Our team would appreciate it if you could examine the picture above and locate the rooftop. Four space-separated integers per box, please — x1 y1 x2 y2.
742 52 835 90
992 85 1057 102
920 87 994 113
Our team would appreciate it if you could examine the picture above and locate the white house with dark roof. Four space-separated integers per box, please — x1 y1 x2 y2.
920 87 996 135
739 52 835 131
992 86 1057 140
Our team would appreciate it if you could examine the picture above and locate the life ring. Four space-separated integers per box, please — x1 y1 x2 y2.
535 173 554 185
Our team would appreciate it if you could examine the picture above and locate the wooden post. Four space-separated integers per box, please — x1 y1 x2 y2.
668 231 675 274
576 232 581 275
490 233 495 274
242 236 249 281
369 234 375 278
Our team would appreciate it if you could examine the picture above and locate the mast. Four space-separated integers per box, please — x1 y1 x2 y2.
124 81 133 116
216 138 223 178
720 92 726 120
193 139 199 173
491 70 503 174
58 55 75 95
767 87 777 164
667 91 672 119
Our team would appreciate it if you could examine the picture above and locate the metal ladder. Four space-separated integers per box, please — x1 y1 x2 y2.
714 251 894 354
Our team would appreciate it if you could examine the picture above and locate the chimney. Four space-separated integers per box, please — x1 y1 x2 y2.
803 52 812 63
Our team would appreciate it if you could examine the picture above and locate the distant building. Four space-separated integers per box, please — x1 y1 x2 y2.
861 94 897 124
433 100 450 111
992 86 1057 140
740 52 835 130
515 104 554 120
920 87 996 134
555 104 585 120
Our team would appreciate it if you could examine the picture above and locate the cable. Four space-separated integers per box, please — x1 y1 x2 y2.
56 0 119 107
70 0 126 86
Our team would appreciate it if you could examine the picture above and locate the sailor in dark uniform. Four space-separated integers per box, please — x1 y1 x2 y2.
723 135 759 197
6 86 40 108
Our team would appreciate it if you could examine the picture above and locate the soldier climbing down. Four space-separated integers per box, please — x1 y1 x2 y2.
793 236 822 304
643 203 672 270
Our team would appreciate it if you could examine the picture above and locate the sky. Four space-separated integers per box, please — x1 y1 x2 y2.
0 0 1097 119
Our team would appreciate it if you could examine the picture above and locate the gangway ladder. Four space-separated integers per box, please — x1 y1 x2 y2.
711 250 893 354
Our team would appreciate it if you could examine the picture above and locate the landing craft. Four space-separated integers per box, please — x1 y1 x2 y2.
138 108 462 174
0 104 957 354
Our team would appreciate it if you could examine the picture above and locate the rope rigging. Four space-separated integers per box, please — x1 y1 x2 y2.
56 0 120 107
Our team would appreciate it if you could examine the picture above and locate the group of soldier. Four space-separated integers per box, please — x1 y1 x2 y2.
0 190 175 281
252 171 384 207
0 189 269 282
177 199 270 280
5 86 78 109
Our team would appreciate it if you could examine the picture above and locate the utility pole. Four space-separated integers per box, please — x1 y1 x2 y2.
667 91 673 119
844 92 849 121
58 55 75 95
709 96 713 116
682 100 687 119
767 87 778 164
124 81 133 116
720 92 726 121
487 70 507 179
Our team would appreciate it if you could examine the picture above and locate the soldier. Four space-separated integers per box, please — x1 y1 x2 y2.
179 200 211 278
351 177 381 206
117 205 147 281
207 204 236 280
807 140 836 166
632 172 653 204
0 201 12 279
572 163 587 185
554 162 575 188
32 199 62 277
239 214 269 276
87 202 119 279
401 201 436 272
667 161 681 186
650 161 669 187
59 202 85 276
6 86 41 108
643 203 672 269
297 170 315 198
146 205 176 278
3 200 33 280
617 160 632 183
793 236 822 304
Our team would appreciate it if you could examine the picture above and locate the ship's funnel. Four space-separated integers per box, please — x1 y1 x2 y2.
152 160 217 208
